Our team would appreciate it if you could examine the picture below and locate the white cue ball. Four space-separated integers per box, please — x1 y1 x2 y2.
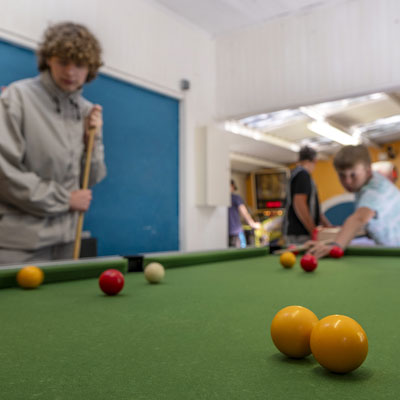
144 262 165 284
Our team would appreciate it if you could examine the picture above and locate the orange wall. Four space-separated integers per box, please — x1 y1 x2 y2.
312 159 345 203
369 142 400 190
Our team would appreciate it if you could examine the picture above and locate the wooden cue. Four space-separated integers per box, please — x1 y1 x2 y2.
273 240 331 255
73 127 96 260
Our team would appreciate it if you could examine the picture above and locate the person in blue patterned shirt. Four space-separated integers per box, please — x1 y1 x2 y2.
309 145 400 258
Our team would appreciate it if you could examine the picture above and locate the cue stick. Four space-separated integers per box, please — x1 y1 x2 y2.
73 127 96 260
273 240 331 255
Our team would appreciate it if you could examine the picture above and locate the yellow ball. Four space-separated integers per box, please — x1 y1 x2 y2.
310 315 368 373
271 305 319 358
144 262 165 284
280 251 296 268
16 266 44 289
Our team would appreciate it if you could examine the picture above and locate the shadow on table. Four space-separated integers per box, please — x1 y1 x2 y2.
269 352 317 367
96 293 128 298
269 353 373 381
311 365 374 381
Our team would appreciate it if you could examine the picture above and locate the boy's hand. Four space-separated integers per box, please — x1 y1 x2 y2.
69 189 92 212
306 240 334 259
85 105 103 146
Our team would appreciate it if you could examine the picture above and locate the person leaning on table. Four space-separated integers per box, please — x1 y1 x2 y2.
308 145 400 258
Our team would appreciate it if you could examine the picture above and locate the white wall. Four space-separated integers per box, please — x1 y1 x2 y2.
5 0 397 252
0 0 227 251
216 0 400 120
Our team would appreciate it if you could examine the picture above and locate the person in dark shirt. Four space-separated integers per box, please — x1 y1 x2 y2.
228 180 261 248
282 147 331 245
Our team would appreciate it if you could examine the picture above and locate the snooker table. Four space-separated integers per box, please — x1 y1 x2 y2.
0 246 399 399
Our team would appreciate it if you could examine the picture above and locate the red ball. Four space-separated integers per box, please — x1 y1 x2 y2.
99 269 125 295
300 254 318 272
288 244 299 256
329 245 344 258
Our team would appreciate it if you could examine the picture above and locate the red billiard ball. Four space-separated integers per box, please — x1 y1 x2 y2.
300 254 318 272
288 244 299 256
99 269 125 295
329 245 344 259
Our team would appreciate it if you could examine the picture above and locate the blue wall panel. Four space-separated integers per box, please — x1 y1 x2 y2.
325 202 355 226
0 39 179 256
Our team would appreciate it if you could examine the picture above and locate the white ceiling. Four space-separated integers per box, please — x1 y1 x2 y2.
228 92 400 172
153 0 343 36
153 0 400 172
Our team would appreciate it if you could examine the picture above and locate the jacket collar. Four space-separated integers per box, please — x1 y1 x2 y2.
40 70 83 102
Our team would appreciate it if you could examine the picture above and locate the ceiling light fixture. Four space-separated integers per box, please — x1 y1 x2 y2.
308 121 360 146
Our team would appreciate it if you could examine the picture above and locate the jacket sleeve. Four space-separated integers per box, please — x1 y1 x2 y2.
0 89 71 217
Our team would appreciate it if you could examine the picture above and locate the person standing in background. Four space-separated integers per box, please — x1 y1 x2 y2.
229 179 261 248
282 146 331 245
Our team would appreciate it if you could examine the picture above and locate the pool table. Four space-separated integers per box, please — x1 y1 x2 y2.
0 246 399 399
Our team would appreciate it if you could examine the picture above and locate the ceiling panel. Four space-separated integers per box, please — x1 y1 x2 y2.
266 120 317 142
152 1 400 171
226 91 400 172
228 133 298 164
329 98 400 127
154 0 342 36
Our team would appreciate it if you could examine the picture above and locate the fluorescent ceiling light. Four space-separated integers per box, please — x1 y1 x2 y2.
308 121 360 145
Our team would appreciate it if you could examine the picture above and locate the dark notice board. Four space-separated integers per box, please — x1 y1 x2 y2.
0 39 179 256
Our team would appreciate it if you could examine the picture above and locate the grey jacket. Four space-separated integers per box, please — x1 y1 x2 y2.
0 71 106 250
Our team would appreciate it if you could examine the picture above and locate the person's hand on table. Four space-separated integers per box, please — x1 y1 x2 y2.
69 189 92 212
305 240 334 259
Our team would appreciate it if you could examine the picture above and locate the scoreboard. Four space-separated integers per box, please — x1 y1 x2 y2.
248 168 290 213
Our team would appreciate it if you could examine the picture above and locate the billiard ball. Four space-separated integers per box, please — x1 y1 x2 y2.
287 244 299 256
16 266 44 289
300 254 318 272
144 262 165 284
279 251 296 269
99 269 125 295
270 305 319 358
329 245 344 259
310 314 368 373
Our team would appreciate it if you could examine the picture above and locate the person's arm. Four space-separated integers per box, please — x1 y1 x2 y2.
293 194 316 234
238 204 261 230
319 213 333 227
308 207 375 259
0 87 72 217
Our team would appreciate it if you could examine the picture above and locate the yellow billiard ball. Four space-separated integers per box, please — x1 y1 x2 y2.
16 266 44 289
279 251 296 268
270 305 319 358
310 314 368 373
